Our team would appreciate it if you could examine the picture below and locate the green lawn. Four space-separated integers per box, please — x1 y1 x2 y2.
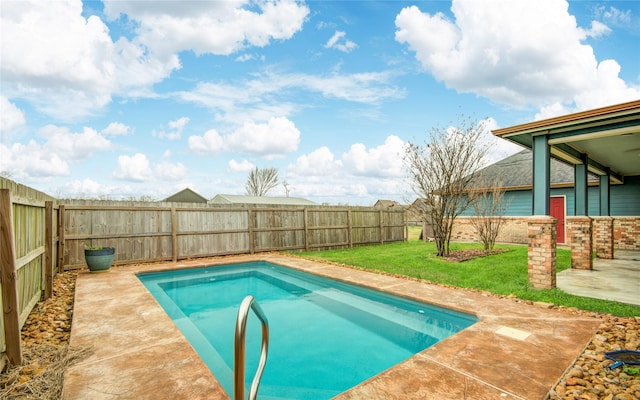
294 239 640 317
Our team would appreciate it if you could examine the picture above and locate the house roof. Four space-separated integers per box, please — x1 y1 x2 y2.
210 194 317 206
373 199 402 208
162 188 208 203
493 99 640 183
471 150 598 190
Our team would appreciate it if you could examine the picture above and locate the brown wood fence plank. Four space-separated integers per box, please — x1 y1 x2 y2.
44 201 53 299
171 207 177 262
0 189 22 365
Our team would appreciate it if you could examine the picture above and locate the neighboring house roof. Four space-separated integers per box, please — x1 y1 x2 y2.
210 194 317 206
373 199 402 208
406 198 428 221
163 188 208 203
471 150 598 190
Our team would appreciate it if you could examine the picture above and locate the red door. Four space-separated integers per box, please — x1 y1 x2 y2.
550 197 565 244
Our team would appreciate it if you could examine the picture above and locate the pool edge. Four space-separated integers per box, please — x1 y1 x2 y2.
63 253 600 400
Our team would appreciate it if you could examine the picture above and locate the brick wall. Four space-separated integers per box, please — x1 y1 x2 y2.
451 216 639 250
527 217 557 289
566 216 592 270
592 217 614 259
614 217 640 250
451 217 529 244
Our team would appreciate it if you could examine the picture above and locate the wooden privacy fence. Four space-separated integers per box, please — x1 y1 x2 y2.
0 186 405 367
0 185 58 367
60 204 407 269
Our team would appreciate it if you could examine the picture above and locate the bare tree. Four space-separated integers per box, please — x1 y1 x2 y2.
245 167 279 196
282 181 292 197
469 178 511 250
404 117 489 257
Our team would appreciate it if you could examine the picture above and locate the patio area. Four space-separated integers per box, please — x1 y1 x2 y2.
557 250 640 306
62 254 603 399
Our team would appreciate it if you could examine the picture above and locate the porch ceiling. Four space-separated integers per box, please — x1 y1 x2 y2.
493 100 640 184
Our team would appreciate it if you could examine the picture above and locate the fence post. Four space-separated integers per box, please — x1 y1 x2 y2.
347 209 353 248
303 208 309 251
379 210 384 245
404 210 408 242
57 205 65 270
44 201 54 299
0 189 23 365
171 207 177 262
248 209 254 254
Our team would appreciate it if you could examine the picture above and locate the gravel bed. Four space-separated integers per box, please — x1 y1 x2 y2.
0 270 638 399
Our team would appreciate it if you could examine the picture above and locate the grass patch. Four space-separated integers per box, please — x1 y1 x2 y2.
294 240 640 317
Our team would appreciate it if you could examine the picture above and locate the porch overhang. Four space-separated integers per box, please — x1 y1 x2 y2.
492 100 640 287
492 100 640 185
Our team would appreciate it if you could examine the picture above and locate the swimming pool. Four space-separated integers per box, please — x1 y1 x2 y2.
138 261 477 399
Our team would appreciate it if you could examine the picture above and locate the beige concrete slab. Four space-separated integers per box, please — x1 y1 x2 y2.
557 250 640 306
63 254 600 400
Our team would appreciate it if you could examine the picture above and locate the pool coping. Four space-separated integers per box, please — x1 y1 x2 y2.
62 253 600 399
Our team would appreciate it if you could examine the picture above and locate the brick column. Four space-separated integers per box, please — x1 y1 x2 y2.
566 216 592 270
527 216 557 289
592 217 614 259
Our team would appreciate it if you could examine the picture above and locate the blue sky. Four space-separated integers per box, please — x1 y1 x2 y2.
1 0 639 205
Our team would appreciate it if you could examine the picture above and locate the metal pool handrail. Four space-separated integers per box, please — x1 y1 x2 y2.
234 295 269 400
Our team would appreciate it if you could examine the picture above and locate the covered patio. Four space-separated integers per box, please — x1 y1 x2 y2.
493 100 640 289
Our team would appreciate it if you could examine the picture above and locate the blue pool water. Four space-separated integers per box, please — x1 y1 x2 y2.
138 262 477 399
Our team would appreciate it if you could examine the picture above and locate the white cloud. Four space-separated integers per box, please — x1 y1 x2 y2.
177 71 404 125
154 161 187 181
102 122 133 136
535 59 640 119
479 118 524 164
582 21 611 38
0 141 70 179
0 124 114 180
288 146 343 176
153 117 190 140
0 0 304 122
226 117 300 158
236 54 255 62
38 125 111 161
188 129 225 155
113 153 153 181
0 96 26 131
342 135 405 178
0 0 179 120
103 0 310 57
61 178 115 197
395 0 640 112
190 117 300 159
228 159 255 172
595 6 634 28
283 138 410 205
325 31 357 53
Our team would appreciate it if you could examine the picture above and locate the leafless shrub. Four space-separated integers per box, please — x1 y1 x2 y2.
404 117 489 257
469 178 511 250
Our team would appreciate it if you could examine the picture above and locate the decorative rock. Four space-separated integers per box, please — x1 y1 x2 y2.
567 367 584 378
612 393 635 400
534 301 554 309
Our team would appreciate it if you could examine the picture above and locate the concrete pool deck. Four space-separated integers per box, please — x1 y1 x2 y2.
63 254 600 400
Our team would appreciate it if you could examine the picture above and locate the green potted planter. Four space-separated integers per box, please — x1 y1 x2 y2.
84 247 115 272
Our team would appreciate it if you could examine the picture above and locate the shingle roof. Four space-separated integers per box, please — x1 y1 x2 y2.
162 188 208 203
471 150 597 189
373 199 402 208
210 194 317 206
